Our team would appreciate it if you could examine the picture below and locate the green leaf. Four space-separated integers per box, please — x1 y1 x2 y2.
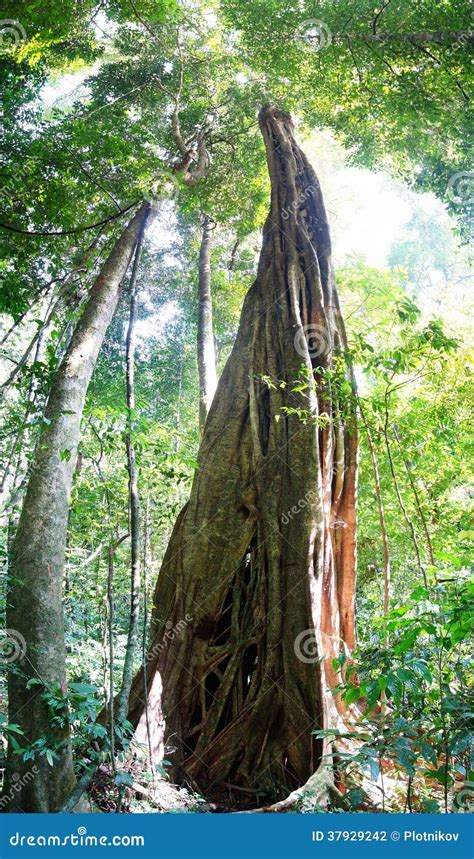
69 682 98 695
26 678 44 689
410 586 430 601
395 746 416 776
114 770 134 787
343 685 360 706
419 742 437 766
5 723 24 734
411 660 432 682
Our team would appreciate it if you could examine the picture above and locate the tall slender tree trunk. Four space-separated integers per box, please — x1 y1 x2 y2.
4 202 149 812
393 424 435 567
128 108 357 804
174 349 184 452
228 237 240 272
117 213 148 725
107 540 116 772
197 216 217 432
383 396 427 587
141 495 155 776
359 402 391 628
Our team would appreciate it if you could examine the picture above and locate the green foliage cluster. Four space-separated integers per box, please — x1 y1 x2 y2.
316 579 473 812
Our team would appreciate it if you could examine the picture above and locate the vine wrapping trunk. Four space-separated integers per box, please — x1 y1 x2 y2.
129 107 357 802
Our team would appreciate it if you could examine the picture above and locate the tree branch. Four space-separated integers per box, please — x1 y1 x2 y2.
372 0 392 35
0 201 139 238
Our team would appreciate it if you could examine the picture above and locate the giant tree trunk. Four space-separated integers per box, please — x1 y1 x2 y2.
128 107 357 803
197 215 218 432
4 202 149 812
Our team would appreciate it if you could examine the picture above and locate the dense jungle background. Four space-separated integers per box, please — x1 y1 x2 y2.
0 0 472 816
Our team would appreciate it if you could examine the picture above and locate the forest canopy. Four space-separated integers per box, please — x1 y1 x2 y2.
0 0 472 818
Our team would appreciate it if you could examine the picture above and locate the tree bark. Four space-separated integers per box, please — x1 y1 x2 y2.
128 108 357 804
107 540 116 772
117 212 148 725
197 215 218 432
4 202 149 812
359 402 391 631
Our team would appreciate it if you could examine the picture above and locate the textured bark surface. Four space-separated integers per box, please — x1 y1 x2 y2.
129 108 358 803
117 211 148 725
197 215 218 432
4 203 149 812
